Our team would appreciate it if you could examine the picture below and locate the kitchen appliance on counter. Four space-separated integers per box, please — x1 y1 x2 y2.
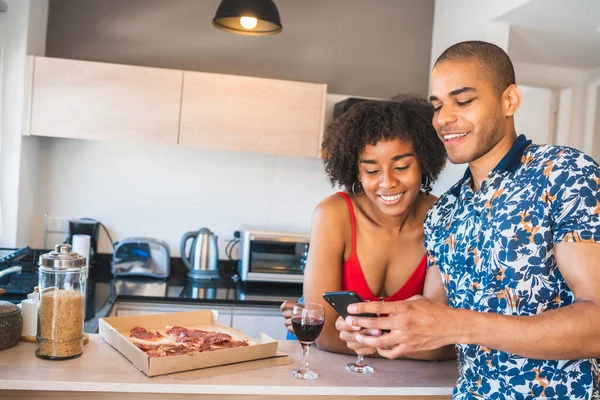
238 229 309 283
65 218 100 264
111 238 170 279
180 228 219 280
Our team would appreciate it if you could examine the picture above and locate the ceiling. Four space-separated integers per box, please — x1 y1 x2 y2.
496 0 600 69
46 0 435 99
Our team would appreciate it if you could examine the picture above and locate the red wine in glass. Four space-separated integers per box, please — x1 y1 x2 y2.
291 317 324 343
290 303 325 380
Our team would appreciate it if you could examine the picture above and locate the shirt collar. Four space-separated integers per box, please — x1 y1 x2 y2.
449 134 532 197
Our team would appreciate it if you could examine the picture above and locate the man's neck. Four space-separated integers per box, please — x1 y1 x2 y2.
469 131 518 192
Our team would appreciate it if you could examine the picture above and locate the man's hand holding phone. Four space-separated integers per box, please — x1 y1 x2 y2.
341 295 456 359
322 291 387 356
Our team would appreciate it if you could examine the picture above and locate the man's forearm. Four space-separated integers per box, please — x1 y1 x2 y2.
456 301 600 359
404 345 456 361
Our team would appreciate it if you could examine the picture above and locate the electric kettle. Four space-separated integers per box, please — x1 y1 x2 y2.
180 228 219 280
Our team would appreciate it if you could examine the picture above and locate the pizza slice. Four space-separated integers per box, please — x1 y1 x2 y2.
209 339 249 350
140 343 191 358
129 325 252 357
129 326 175 346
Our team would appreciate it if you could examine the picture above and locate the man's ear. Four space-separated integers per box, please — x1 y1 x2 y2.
503 84 521 117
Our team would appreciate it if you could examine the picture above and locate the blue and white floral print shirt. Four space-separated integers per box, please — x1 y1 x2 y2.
425 135 600 399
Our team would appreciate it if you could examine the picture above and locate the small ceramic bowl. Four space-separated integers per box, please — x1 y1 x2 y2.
0 300 23 351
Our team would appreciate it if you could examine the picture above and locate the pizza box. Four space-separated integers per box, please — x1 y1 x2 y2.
99 309 279 377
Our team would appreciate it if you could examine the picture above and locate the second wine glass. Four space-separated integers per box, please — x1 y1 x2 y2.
346 354 374 374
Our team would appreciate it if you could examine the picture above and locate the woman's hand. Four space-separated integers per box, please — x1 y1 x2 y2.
335 316 381 356
280 300 296 334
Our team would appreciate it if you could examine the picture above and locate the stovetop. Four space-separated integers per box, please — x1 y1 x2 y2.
0 248 45 302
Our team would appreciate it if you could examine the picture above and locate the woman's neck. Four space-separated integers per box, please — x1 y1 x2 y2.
357 193 421 233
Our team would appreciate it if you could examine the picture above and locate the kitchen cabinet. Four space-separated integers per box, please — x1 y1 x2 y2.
27 56 183 145
230 305 287 340
24 56 328 158
179 71 327 158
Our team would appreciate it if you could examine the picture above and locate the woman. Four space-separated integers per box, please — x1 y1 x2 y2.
281 98 447 356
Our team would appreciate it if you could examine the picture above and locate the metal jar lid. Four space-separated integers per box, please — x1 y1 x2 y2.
39 244 85 269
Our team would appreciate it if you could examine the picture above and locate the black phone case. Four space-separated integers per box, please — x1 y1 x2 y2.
322 291 378 319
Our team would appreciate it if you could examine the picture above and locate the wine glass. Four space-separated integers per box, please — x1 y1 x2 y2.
290 302 325 380
346 353 374 374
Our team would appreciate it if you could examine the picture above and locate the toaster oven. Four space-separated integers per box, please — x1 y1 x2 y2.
238 229 309 283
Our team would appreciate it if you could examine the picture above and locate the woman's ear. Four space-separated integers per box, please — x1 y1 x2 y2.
503 84 521 117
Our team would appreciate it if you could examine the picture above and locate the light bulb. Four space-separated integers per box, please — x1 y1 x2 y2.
240 16 258 30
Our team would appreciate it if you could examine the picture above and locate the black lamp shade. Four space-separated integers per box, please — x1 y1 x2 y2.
213 0 282 36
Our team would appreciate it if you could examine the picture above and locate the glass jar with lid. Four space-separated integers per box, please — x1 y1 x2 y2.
36 244 86 360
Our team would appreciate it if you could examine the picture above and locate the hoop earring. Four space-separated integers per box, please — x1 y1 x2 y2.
351 180 362 196
421 173 431 194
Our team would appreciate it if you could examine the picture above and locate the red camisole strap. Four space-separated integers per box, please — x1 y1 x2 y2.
337 192 357 257
337 191 426 302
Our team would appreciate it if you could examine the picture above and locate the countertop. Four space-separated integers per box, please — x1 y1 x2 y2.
0 335 458 399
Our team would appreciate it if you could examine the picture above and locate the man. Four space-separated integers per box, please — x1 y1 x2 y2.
336 41 600 399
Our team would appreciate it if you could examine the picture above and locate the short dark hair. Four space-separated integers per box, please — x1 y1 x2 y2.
434 40 515 94
322 98 447 194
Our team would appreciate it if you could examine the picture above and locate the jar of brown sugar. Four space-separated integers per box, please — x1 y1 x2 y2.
36 244 86 360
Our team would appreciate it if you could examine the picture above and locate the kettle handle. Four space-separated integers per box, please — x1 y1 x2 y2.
209 234 219 270
180 231 197 270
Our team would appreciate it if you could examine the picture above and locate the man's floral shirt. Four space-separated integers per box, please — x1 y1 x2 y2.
425 135 600 399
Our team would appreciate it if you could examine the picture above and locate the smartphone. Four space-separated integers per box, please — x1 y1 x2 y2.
322 291 378 319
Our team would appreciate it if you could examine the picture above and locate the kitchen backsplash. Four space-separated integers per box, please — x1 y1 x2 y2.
23 136 463 258
27 136 333 258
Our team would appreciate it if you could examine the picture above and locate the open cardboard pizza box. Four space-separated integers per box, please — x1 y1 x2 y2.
99 309 279 377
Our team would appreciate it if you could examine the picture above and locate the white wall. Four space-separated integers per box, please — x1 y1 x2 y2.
429 0 532 70
515 86 554 144
17 1 47 246
592 85 600 161
0 0 47 247
556 88 573 147
31 137 332 257
583 69 600 160
514 61 590 149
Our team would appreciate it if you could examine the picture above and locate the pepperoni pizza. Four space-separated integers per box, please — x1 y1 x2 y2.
129 325 250 357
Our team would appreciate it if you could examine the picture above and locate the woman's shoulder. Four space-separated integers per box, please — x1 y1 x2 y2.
313 192 353 221
310 193 353 243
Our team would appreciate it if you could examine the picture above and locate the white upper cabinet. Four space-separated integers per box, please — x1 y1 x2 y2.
179 71 327 158
28 57 183 145
25 57 327 157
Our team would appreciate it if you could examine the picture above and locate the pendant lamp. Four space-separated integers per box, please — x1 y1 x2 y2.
213 0 283 36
